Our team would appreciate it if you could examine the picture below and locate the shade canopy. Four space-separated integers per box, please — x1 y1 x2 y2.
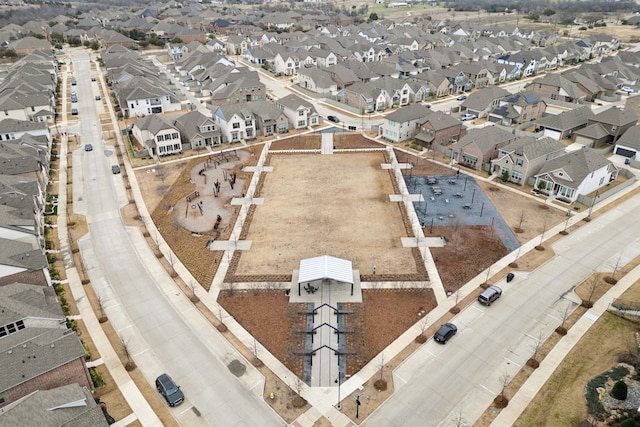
298 255 353 285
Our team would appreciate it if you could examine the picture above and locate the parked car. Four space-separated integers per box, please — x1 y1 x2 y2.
111 165 120 174
478 285 502 306
71 78 76 86
95 95 101 100
457 95 467 101
621 86 634 94
327 115 340 123
460 113 477 121
434 323 457 344
71 96 77 103
84 144 93 152
71 108 78 115
91 77 97 82
155 374 184 407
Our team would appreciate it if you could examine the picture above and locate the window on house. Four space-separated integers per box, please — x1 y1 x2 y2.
233 123 240 129
298 120 305 127
511 171 522 181
516 159 523 166
298 110 304 116
157 135 164 142
245 120 252 126
231 132 239 141
173 133 179 139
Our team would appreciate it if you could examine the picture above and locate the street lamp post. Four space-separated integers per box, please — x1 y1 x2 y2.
335 373 343 410
355 393 363 418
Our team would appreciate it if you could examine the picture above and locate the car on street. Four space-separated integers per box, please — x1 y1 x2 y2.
111 165 121 174
71 108 78 115
478 285 502 306
457 95 467 101
327 115 340 123
71 97 77 103
434 323 457 344
460 113 477 121
155 373 184 407
84 144 93 152
71 78 76 86
95 95 101 100
91 77 97 82
621 86 634 94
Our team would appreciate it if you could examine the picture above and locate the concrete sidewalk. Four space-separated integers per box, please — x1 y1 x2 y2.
57 131 162 426
491 256 640 426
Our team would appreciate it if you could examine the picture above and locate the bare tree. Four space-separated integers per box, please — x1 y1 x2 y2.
96 293 108 323
556 301 574 335
216 304 228 332
582 273 602 308
377 353 387 387
452 409 468 427
119 335 136 371
516 210 525 232
450 290 462 314
536 221 547 250
494 372 512 408
527 330 545 368
167 252 178 278
187 279 199 302
606 251 624 284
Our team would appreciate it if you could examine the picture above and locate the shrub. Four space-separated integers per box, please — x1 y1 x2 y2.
620 418 637 427
89 367 105 388
585 366 629 418
611 380 628 400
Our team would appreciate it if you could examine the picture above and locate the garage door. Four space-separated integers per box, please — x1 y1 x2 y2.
615 147 635 157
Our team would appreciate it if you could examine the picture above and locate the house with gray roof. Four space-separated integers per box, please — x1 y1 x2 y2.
450 127 517 171
0 189 44 251
525 73 587 104
381 104 431 143
243 101 290 137
613 125 640 160
0 383 108 427
415 110 465 149
533 147 618 203
574 107 638 147
114 76 181 118
210 103 256 143
534 106 595 140
131 115 183 157
173 110 221 150
0 283 91 409
297 68 337 95
275 94 320 130
487 93 546 126
490 136 566 185
460 86 511 118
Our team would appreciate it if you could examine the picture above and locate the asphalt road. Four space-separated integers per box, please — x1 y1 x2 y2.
69 49 283 427
365 193 640 427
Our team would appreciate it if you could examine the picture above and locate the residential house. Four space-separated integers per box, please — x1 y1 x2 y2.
0 119 51 148
573 107 638 148
450 127 517 171
173 110 221 150
381 104 431 143
114 76 181 118
244 101 290 136
211 103 256 143
8 37 51 55
0 383 108 426
336 82 385 114
131 115 183 157
613 125 640 160
275 94 320 130
534 106 595 140
533 147 618 203
415 110 465 149
325 64 360 89
460 86 511 118
297 68 337 95
414 70 453 98
525 74 587 104
490 136 566 185
487 93 546 126
0 283 92 408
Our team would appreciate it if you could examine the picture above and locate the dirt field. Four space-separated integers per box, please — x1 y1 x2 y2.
232 151 418 280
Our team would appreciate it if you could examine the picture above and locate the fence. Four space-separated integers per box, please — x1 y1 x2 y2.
576 169 637 207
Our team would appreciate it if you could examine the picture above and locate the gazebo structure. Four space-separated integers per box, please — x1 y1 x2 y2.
297 255 354 296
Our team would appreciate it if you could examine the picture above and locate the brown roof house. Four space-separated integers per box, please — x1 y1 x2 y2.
415 110 465 149
490 136 566 185
533 147 618 203
573 107 638 148
450 127 517 171
0 283 92 408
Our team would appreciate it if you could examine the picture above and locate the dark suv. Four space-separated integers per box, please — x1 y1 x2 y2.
156 373 184 407
434 323 457 344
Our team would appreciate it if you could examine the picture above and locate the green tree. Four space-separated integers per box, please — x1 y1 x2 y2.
3 48 16 59
50 32 64 43
170 36 183 44
543 9 556 16
89 40 100 51
611 380 628 400
501 169 510 182
68 36 82 47
369 12 378 21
